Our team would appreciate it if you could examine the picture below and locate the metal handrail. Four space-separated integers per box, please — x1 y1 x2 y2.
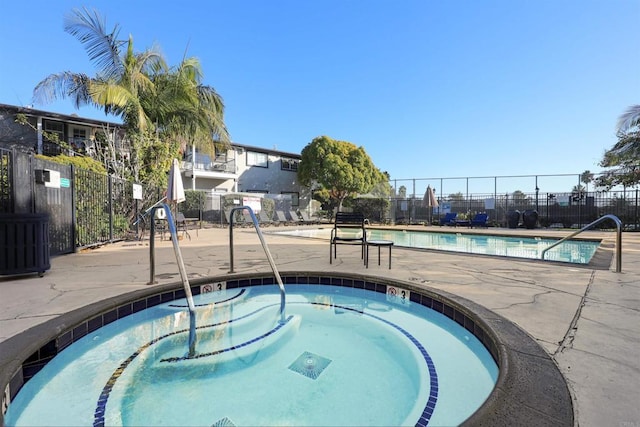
229 206 286 324
148 204 197 357
540 214 622 272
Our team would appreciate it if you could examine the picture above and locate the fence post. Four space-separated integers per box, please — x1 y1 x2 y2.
108 176 113 241
71 164 77 253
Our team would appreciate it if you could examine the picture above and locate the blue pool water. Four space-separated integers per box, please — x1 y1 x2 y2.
271 228 600 264
6 284 498 427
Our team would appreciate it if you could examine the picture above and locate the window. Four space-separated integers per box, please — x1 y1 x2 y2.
281 157 299 171
214 145 227 162
43 121 64 141
71 128 87 153
247 151 268 168
281 191 299 207
43 120 64 155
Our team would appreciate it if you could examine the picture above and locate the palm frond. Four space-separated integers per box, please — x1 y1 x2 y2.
32 72 93 109
64 7 124 80
617 105 640 133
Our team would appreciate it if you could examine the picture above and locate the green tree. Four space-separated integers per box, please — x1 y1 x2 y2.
581 170 594 193
33 7 165 132
398 185 407 199
448 192 465 201
512 190 528 201
143 56 230 157
298 135 384 212
31 7 230 185
596 105 640 189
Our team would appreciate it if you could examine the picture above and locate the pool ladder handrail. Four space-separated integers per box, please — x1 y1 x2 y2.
229 206 286 324
540 214 622 272
148 204 197 356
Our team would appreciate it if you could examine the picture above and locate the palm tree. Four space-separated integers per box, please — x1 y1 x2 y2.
144 56 230 156
33 7 165 132
33 7 230 155
617 105 640 134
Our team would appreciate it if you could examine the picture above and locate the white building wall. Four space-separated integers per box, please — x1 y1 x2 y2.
180 145 308 210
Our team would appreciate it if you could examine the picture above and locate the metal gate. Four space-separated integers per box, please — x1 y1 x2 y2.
32 157 74 255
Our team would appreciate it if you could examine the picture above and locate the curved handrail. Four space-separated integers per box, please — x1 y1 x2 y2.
149 204 197 356
540 214 622 272
229 206 286 324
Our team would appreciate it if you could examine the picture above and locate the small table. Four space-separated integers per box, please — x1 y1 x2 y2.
366 240 394 269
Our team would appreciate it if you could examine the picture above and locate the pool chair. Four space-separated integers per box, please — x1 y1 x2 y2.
299 210 318 225
470 213 489 228
440 212 458 226
330 212 367 264
258 210 274 226
288 209 303 224
175 212 191 240
275 210 291 225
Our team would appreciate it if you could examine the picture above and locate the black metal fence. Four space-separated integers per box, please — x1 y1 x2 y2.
2 146 639 256
0 148 158 255
390 190 640 229
0 148 11 213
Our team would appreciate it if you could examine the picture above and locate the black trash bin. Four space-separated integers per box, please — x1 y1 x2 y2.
507 210 520 229
0 213 50 277
522 210 539 229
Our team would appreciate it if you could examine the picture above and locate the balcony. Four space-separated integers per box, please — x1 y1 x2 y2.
182 159 237 180
42 138 93 157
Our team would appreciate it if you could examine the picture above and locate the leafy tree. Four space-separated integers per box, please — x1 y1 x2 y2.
448 192 465 201
512 190 529 202
367 171 392 198
398 185 407 199
298 135 384 212
596 105 640 189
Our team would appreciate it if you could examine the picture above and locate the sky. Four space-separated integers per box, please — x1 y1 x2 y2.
1 0 638 196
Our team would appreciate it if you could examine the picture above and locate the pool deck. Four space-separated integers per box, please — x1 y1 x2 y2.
1 225 639 426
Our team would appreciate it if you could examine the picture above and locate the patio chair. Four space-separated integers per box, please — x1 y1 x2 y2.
175 212 191 240
470 213 489 228
439 212 458 226
330 212 367 264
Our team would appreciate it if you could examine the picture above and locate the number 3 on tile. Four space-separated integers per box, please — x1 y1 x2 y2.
386 286 410 306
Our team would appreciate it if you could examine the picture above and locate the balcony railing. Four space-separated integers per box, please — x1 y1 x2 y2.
42 138 92 157
182 159 236 174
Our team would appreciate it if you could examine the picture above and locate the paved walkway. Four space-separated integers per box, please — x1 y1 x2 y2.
1 226 638 426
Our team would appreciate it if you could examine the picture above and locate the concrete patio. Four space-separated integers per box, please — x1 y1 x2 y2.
1 225 638 426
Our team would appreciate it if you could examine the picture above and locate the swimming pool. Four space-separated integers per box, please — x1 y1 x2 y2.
269 228 600 264
5 283 497 426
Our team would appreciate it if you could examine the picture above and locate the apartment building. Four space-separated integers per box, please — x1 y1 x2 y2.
0 103 307 210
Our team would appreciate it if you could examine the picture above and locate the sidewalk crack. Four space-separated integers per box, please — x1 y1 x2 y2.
553 270 595 357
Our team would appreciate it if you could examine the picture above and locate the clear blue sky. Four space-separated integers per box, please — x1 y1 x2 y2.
1 0 638 196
